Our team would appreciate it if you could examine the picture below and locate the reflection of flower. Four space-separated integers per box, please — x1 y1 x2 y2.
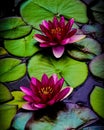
34 16 85 58
20 74 73 110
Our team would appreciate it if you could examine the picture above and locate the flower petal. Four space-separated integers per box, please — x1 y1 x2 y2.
34 34 49 43
40 43 50 47
56 87 73 101
34 103 46 109
23 95 34 102
52 46 65 58
41 74 49 86
47 87 73 105
22 103 38 110
47 99 56 105
42 20 49 29
30 77 38 92
40 24 52 39
40 42 57 47
31 77 37 86
53 16 59 27
62 35 86 45
20 86 33 96
60 16 65 28
54 78 64 93
60 87 73 100
66 29 77 38
23 94 41 103
69 35 86 43
52 74 58 84
65 18 74 32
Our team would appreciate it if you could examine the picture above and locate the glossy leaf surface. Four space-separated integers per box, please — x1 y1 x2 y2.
20 0 88 29
0 104 17 130
28 53 88 88
0 83 12 103
0 17 32 39
90 86 104 118
0 58 26 82
7 91 26 109
4 30 39 57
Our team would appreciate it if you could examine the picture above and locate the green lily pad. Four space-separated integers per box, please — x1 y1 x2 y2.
7 91 26 109
0 104 17 130
68 50 95 60
0 83 13 103
90 86 104 118
0 17 32 39
68 38 102 60
89 54 104 79
4 30 40 57
0 58 26 82
20 0 88 29
12 103 98 130
0 47 8 56
28 53 88 88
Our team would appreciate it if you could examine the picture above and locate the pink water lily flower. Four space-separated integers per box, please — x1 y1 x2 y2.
34 16 86 58
20 74 73 110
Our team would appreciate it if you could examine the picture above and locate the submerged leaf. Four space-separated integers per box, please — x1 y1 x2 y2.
83 126 104 130
12 112 33 130
12 103 98 130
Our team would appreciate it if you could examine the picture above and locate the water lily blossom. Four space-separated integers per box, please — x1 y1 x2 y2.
20 74 73 110
34 16 86 58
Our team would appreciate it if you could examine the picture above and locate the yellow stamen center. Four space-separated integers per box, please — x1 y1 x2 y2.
39 86 53 95
51 27 63 35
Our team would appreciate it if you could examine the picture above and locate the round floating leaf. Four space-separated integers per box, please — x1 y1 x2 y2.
0 17 32 39
0 47 8 56
68 49 95 60
92 12 104 24
91 0 104 13
4 30 40 57
20 0 88 29
20 0 54 29
82 24 103 38
0 104 17 130
89 54 104 79
12 103 98 130
7 91 26 109
0 58 26 82
0 83 13 103
90 86 104 118
28 53 88 88
68 38 102 60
